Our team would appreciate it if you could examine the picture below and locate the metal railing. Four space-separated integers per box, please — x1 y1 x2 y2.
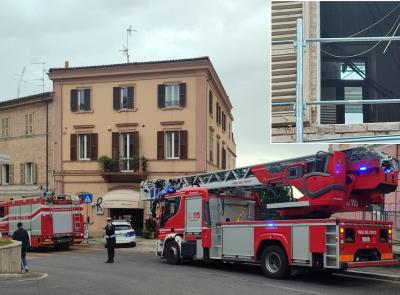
272 18 400 143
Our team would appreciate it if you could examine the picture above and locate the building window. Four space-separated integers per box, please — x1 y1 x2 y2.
120 132 138 171
79 134 91 160
71 89 91 112
216 140 220 167
165 85 180 107
113 86 134 110
25 163 34 184
158 83 186 108
216 103 221 125
165 131 180 159
25 113 33 135
209 90 213 116
1 118 9 137
1 164 9 184
209 133 214 163
222 112 226 132
78 89 90 111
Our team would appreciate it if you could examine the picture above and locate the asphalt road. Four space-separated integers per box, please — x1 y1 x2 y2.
0 247 399 295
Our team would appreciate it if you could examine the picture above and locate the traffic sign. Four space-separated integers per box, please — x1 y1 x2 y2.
82 193 93 204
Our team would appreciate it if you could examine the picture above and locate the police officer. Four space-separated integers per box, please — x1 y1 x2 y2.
104 217 116 263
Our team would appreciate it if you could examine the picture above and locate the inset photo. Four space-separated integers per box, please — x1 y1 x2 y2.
271 1 400 143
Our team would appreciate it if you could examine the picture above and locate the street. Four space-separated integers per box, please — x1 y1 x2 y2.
0 247 398 295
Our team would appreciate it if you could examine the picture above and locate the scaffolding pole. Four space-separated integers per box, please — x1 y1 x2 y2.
295 18 304 143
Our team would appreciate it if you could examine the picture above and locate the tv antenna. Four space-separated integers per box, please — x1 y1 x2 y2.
120 25 137 63
32 62 47 93
13 67 27 98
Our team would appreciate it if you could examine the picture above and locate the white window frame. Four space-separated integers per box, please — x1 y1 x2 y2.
120 87 129 109
78 134 90 160
165 131 179 160
165 85 180 108
120 133 134 171
78 89 88 111
1 164 9 185
25 163 33 184
25 113 33 135
1 118 9 137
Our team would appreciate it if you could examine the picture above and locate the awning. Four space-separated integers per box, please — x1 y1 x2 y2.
101 189 143 209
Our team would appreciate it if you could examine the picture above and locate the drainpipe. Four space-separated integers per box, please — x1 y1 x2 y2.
46 98 49 192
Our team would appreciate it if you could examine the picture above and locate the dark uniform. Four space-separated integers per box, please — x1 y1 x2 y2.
105 223 116 263
12 226 30 270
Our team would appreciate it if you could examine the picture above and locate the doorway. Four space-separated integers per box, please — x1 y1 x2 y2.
110 208 144 236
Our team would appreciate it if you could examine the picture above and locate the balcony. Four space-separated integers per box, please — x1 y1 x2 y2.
100 157 147 183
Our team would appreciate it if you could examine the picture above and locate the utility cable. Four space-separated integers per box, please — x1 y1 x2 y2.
321 12 400 58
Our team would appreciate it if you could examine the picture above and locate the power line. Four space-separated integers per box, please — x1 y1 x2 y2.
321 12 400 58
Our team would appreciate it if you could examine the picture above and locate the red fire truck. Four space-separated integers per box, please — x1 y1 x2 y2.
140 147 399 279
0 194 85 248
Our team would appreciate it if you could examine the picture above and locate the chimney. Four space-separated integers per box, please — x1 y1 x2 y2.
65 60 69 68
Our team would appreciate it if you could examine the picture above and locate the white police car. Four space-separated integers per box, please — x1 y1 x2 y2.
105 221 136 247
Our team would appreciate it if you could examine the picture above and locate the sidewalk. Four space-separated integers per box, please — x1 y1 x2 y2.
76 237 155 253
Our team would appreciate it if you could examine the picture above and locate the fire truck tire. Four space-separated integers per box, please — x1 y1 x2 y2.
260 245 289 279
165 241 181 265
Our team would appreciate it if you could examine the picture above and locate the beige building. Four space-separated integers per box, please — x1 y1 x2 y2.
0 92 54 200
271 1 400 142
48 57 236 237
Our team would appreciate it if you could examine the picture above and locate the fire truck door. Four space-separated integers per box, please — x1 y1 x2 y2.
291 225 310 262
185 196 202 234
8 205 21 234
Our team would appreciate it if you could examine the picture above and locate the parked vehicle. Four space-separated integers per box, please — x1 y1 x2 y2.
104 220 136 247
0 194 84 248
140 147 399 279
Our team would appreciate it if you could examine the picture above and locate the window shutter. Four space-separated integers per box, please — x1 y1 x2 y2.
90 133 98 161
179 83 186 107
70 134 77 161
179 130 188 159
71 90 78 112
157 131 165 160
222 148 226 169
209 91 213 115
0 165 2 184
217 142 220 167
32 163 37 184
158 85 165 108
84 89 91 111
113 87 120 110
132 131 139 157
20 163 25 184
112 132 120 168
127 86 134 109
9 164 13 184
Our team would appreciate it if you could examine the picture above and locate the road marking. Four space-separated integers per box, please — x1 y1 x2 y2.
17 273 48 282
334 273 400 284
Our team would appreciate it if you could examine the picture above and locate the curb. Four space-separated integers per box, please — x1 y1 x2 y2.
342 270 400 282
0 271 46 281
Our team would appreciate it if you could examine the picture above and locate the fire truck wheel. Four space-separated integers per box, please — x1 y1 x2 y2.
260 245 289 279
165 241 181 265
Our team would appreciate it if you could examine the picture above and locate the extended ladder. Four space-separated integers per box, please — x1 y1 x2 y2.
139 152 327 201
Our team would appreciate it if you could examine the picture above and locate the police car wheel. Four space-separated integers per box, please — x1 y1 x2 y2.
165 241 181 265
260 245 290 279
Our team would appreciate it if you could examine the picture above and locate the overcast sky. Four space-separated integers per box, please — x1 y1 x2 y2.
0 0 327 165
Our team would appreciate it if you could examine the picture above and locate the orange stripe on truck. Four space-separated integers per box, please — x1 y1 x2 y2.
381 253 393 260
339 255 354 262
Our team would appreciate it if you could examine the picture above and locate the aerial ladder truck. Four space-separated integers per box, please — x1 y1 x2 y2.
140 147 399 279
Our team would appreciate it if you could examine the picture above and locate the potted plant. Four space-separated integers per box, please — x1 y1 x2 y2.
97 155 115 172
143 218 156 239
141 156 148 172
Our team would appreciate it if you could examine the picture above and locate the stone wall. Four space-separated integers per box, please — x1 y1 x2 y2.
272 122 400 142
0 240 21 274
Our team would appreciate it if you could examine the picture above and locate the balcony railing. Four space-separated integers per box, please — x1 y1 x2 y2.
120 157 139 172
